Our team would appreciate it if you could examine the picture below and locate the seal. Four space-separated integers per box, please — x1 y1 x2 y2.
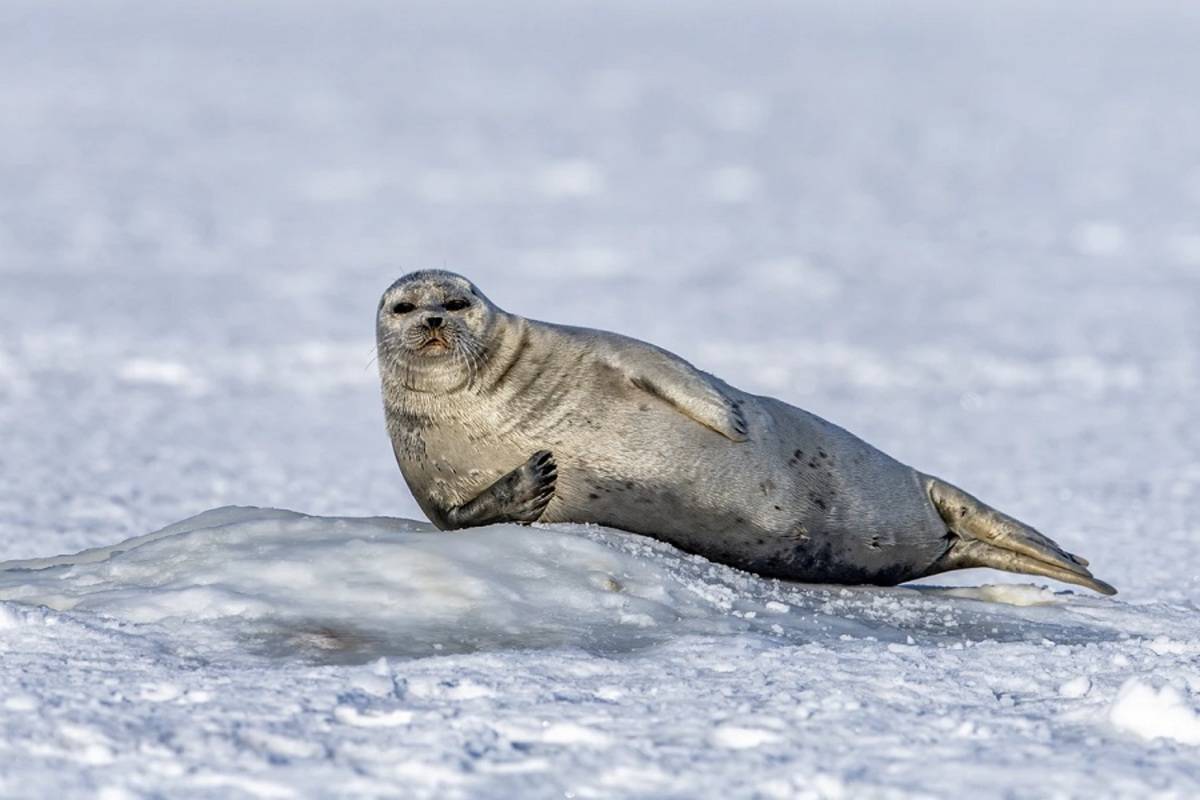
376 270 1116 595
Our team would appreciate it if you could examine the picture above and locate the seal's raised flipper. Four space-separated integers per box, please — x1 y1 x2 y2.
572 328 748 442
441 450 557 529
629 367 749 443
924 477 1117 595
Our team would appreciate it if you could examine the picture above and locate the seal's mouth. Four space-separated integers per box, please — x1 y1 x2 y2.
417 336 450 353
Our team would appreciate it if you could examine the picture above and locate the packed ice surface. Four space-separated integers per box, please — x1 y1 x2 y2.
3 0 1200 797
0 507 1160 662
3 509 1200 798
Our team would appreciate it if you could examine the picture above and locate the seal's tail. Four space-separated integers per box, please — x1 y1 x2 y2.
922 476 1117 595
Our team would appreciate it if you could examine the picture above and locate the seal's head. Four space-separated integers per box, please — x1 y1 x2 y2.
376 270 498 393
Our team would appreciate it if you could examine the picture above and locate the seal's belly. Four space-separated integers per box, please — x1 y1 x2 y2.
538 394 950 585
410 387 950 586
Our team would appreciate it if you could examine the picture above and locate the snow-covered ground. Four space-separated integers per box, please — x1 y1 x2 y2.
2 1 1199 797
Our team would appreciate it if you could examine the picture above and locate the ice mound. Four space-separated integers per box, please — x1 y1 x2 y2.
0 507 1130 663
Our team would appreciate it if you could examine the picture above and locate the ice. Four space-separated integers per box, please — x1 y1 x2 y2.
4 0 1200 795
710 725 782 749
1057 675 1093 699
3 505 1200 795
0 506 1158 664
1109 680 1200 746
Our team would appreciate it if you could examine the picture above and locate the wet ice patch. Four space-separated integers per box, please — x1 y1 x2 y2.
0 507 1141 663
933 584 1064 607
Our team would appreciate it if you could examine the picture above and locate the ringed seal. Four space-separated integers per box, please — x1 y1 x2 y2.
375 270 1115 595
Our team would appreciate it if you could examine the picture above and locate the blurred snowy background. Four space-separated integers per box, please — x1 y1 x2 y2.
2 1 1199 797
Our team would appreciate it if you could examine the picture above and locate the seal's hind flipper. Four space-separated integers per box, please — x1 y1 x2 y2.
925 476 1117 595
933 538 1117 595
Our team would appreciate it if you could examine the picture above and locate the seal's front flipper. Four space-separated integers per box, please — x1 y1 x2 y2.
629 368 749 443
924 476 1116 595
598 335 748 442
442 451 557 529
553 325 748 442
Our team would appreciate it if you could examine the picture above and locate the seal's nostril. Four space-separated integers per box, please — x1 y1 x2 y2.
426 316 443 329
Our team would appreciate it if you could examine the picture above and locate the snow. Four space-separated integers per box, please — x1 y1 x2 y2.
3 0 1200 796
1109 681 1200 746
2 506 1173 662
1057 676 1093 699
3 512 1200 797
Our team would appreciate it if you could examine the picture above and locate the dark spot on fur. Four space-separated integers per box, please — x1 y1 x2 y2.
794 449 804 459
625 482 635 490
818 449 828 459
808 459 819 469
638 403 650 412
746 535 915 586
756 538 765 545
588 493 600 500
735 516 746 525
773 505 782 511
869 535 881 550
812 497 827 511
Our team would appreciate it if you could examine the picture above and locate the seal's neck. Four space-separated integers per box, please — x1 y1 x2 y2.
470 314 532 396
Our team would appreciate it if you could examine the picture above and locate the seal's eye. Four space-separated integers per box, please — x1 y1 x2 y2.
444 299 470 312
391 302 415 315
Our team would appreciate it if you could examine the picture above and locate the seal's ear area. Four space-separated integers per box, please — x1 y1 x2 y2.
462 280 496 308
583 330 750 443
